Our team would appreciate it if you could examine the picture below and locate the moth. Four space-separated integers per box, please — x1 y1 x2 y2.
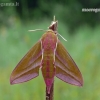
10 17 83 94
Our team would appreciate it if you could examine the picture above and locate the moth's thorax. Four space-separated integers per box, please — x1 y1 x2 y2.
41 30 57 51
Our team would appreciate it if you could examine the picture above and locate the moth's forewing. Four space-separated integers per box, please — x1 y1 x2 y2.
10 41 42 84
55 40 83 86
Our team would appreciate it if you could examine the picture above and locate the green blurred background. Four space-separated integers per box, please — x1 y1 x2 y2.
0 0 100 100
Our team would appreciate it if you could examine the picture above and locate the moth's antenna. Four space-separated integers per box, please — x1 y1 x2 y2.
58 33 67 41
53 15 55 21
28 29 46 32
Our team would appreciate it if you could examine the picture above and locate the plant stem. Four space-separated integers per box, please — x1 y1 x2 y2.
46 83 54 100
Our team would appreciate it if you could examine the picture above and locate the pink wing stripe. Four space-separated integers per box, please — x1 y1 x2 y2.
11 68 39 84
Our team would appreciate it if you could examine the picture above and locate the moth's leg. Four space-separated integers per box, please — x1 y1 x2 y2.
40 39 44 68
53 37 58 68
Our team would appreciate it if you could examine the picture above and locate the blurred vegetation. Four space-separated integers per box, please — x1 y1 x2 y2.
1 0 100 32
0 0 100 100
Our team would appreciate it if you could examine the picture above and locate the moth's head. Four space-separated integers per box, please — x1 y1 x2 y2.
49 16 58 34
